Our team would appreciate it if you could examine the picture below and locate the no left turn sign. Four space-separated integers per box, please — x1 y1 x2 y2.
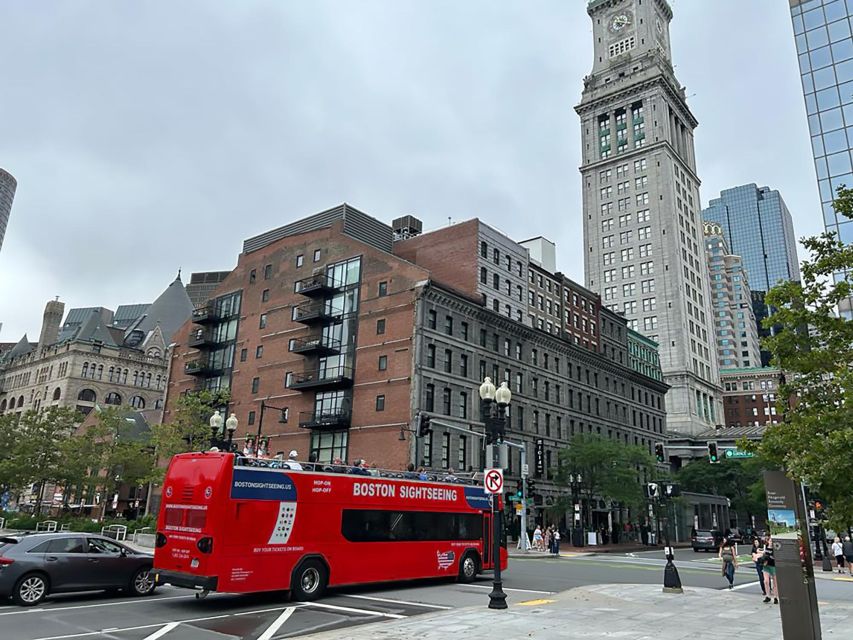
484 468 504 495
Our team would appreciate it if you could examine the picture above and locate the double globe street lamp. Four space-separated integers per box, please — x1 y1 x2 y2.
209 409 239 451
478 376 511 610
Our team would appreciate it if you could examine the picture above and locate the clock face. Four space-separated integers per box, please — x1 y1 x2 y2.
608 12 632 34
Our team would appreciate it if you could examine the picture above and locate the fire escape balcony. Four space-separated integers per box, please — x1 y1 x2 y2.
191 304 220 325
292 302 344 325
290 335 342 356
298 408 352 430
294 273 339 297
288 365 353 391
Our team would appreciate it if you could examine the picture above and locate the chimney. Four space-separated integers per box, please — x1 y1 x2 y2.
38 298 65 350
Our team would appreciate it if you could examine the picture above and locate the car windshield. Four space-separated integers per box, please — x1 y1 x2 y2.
696 531 713 536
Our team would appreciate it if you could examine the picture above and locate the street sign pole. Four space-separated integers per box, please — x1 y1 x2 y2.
520 446 528 552
484 468 507 610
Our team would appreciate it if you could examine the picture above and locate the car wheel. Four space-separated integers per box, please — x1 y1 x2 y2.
13 573 49 607
291 559 328 601
129 567 156 597
457 552 479 583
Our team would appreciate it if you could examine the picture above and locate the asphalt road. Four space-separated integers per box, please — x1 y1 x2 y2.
4 549 851 640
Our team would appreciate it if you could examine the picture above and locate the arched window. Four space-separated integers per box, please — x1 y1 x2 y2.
121 369 128 384
156 375 162 390
97 365 103 379
130 396 145 409
0 399 6 412
147 347 161 358
17 396 24 408
133 371 139 386
81 362 89 377
108 366 114 381
77 389 97 403
146 373 152 388
52 388 61 401
154 398 163 409
105 392 122 405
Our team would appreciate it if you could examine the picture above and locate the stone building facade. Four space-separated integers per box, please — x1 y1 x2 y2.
164 204 668 526
577 0 721 435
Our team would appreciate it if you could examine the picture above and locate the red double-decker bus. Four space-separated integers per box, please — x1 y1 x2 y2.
153 452 507 600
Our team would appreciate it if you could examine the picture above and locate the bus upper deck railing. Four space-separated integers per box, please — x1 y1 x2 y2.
231 454 483 486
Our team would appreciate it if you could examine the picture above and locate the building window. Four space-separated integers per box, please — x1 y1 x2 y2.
480 241 488 258
493 273 500 289
256 345 264 359
259 313 267 329
443 388 452 415
426 344 436 368
378 355 387 371
313 249 321 262
251 377 260 394
378 281 388 297
425 384 435 412
375 395 386 411
460 354 469 377
376 318 386 335
296 254 304 267
458 435 468 469
444 349 453 373
248 410 256 425
428 310 437 329
262 288 270 302
461 321 469 341
264 264 272 279
445 316 453 335
480 267 488 284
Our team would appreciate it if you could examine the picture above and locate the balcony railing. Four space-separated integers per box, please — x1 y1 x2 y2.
292 302 344 325
184 359 222 376
288 365 353 390
191 304 220 325
298 408 352 430
188 329 217 348
294 273 340 297
290 335 342 356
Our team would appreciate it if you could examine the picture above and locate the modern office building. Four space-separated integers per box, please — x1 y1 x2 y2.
703 222 762 370
576 0 721 435
0 168 16 253
790 0 853 317
164 203 668 526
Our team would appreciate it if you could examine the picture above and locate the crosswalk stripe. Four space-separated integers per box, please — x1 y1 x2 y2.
257 608 296 640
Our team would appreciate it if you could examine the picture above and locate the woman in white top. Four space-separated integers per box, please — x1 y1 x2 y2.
532 525 543 551
832 536 845 573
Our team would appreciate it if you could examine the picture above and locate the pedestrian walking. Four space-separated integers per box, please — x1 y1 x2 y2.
751 538 766 596
533 525 543 551
551 528 561 556
761 536 777 604
544 526 552 553
842 535 853 576
719 538 738 589
832 536 845 574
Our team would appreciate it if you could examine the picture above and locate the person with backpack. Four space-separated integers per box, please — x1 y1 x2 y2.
719 538 738 589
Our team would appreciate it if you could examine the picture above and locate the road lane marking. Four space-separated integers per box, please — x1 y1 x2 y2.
302 601 406 618
731 581 760 591
459 584 554 594
0 593 208 617
517 598 555 606
143 621 181 640
340 594 452 609
257 607 296 640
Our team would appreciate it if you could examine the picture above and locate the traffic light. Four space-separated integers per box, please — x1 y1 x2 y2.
707 441 719 464
416 412 432 438
654 442 665 463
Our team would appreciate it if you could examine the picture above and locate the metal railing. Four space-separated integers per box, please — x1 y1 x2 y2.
288 365 353 389
101 524 128 541
36 520 58 532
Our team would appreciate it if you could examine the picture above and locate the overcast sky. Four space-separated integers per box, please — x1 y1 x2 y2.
0 1 817 341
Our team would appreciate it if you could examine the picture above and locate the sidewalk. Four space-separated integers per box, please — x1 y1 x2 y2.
509 540 687 557
298 583 853 639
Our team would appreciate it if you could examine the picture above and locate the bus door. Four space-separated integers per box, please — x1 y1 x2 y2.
482 510 493 569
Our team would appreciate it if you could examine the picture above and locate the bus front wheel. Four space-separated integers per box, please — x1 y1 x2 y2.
291 558 328 601
457 551 479 583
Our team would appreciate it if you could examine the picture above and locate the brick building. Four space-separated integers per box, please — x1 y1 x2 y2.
164 205 668 522
720 367 782 429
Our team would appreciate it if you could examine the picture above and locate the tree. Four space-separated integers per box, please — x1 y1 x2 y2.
756 185 853 531
554 434 657 527
147 389 230 484
676 457 768 524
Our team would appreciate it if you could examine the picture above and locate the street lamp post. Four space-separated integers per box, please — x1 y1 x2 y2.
209 410 239 451
479 376 510 611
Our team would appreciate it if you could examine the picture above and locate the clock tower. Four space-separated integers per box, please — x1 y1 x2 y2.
576 0 722 436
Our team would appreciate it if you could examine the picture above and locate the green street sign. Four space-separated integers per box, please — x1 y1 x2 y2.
724 449 755 459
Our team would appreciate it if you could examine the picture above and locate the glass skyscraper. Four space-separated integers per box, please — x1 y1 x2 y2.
790 0 853 317
701 184 800 293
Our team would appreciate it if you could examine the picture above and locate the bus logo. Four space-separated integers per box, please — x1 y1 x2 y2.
437 550 455 570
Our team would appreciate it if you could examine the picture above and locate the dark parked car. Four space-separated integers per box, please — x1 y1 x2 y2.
0 533 155 606
691 529 723 552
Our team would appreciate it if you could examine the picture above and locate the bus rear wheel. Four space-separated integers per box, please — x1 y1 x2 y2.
291 559 328 601
458 551 479 583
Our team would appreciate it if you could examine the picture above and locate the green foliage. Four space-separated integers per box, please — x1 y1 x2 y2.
553 434 657 525
1 510 156 533
148 389 230 483
676 456 768 520
759 185 853 531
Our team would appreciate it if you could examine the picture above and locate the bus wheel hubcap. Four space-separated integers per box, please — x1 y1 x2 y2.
302 568 319 592
21 578 45 602
463 557 475 577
